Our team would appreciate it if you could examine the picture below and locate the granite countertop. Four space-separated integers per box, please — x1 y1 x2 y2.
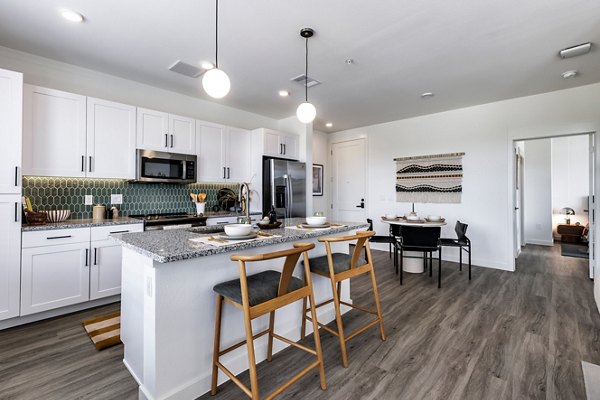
22 217 143 232
112 218 369 263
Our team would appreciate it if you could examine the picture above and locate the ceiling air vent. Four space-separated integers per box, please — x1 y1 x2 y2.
168 60 203 78
290 74 321 88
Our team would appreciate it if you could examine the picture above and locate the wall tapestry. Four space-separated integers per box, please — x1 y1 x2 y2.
395 152 465 203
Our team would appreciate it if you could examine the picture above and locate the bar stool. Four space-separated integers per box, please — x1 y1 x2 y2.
211 243 326 400
300 231 386 368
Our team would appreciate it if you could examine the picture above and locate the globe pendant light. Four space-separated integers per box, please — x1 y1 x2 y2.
296 28 316 124
202 0 230 98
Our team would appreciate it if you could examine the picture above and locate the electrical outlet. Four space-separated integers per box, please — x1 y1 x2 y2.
84 195 93 205
111 194 123 204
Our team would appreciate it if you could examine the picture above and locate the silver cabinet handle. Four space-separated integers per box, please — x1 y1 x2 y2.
165 134 169 148
170 134 174 148
81 155 85 172
47 235 72 240
88 156 92 172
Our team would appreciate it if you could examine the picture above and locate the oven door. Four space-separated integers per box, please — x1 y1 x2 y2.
136 149 196 183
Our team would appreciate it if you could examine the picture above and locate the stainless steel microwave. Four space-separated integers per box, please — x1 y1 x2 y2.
136 149 197 183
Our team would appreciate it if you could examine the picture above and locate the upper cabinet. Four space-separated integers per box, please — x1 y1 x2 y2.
196 121 251 183
23 85 137 179
136 108 195 155
87 97 136 179
23 85 87 178
254 128 299 160
0 68 22 194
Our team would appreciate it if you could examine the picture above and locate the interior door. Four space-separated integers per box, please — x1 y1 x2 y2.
589 133 596 279
332 138 367 222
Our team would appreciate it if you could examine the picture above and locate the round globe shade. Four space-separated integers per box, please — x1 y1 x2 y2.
202 68 231 98
296 102 316 123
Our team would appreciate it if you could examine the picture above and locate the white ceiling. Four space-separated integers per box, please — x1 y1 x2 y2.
0 0 599 132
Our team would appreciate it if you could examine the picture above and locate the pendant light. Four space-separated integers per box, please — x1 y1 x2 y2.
202 0 230 98
296 28 316 124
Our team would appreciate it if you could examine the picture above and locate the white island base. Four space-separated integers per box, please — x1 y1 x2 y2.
120 235 354 400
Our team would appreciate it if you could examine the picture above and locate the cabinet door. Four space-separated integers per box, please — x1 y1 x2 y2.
263 130 282 157
89 239 123 300
0 69 22 194
0 195 21 321
227 127 251 182
87 98 136 179
282 134 299 160
21 243 90 315
169 114 196 155
196 121 227 182
23 85 87 177
136 107 169 152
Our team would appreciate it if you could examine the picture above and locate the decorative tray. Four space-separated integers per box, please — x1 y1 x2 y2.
256 221 282 230
424 218 446 223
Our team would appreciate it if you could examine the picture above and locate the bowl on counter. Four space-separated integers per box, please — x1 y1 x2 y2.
46 209 71 223
224 224 253 237
306 216 327 226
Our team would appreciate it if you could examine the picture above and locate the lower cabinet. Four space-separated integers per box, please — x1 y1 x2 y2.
20 223 143 316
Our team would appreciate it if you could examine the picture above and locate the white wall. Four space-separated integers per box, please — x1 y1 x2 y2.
523 139 553 246
551 135 590 233
312 130 329 217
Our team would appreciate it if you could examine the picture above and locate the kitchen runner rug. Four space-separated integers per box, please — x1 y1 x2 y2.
395 152 465 204
82 311 121 350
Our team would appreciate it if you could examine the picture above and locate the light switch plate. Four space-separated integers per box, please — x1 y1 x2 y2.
111 194 123 204
84 195 93 205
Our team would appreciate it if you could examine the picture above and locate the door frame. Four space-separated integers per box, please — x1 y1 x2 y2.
329 137 368 222
508 131 597 277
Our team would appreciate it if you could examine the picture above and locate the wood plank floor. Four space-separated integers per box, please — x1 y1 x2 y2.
1 244 598 400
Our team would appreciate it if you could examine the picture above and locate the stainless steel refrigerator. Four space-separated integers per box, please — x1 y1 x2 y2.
263 159 306 218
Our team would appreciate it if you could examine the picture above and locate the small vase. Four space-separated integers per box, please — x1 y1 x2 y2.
195 202 206 216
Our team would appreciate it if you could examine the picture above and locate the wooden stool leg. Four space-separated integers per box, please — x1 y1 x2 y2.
307 290 327 390
369 267 386 341
267 310 275 362
300 297 307 340
330 278 349 368
211 294 224 395
242 307 259 399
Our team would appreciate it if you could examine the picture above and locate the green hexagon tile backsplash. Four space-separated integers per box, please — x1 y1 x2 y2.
22 177 240 219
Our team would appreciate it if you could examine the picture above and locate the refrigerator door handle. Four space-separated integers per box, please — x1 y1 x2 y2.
285 174 293 219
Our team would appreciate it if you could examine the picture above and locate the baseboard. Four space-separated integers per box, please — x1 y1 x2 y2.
524 239 554 247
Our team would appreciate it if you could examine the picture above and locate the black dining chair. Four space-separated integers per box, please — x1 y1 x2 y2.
440 221 471 281
367 219 399 272
397 225 442 287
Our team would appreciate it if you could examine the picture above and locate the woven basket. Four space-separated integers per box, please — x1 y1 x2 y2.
25 211 47 225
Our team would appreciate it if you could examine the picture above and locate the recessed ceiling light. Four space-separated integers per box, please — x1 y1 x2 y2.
561 70 578 79
345 59 354 65
60 9 84 23
421 92 434 98
325 122 333 128
278 90 289 97
200 61 214 70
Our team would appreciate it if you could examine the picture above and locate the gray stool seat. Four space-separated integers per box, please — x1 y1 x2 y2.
305 253 366 275
213 270 304 306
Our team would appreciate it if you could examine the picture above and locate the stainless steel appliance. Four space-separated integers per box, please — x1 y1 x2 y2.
136 149 196 183
130 212 207 231
263 159 306 218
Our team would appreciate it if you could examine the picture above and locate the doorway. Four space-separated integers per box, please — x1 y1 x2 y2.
331 138 367 222
513 133 595 278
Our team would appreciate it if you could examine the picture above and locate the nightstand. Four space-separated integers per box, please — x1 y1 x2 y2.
557 224 585 243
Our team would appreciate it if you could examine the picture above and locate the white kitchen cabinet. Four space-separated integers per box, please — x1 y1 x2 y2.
205 216 238 226
196 121 251 183
253 128 299 160
20 223 143 315
23 85 87 177
137 108 196 155
0 195 22 321
0 69 22 194
87 97 136 179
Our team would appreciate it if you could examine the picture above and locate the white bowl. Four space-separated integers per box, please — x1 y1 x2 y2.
224 224 253 236
427 215 442 221
385 213 398 219
306 216 327 226
406 215 420 221
46 209 71 223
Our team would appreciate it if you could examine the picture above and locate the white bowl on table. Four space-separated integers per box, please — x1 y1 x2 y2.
306 216 327 226
385 213 398 219
406 214 420 221
427 215 442 222
224 224 253 236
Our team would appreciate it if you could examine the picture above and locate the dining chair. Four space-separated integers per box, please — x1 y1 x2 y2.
367 218 399 271
440 221 471 281
211 243 327 400
397 225 443 287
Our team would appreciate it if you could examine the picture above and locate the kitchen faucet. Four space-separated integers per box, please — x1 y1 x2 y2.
239 182 250 221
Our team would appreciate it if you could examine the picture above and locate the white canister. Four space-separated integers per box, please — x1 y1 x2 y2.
195 202 206 215
93 205 105 220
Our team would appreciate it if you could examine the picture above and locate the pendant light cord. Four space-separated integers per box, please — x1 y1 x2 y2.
215 0 219 68
304 36 309 102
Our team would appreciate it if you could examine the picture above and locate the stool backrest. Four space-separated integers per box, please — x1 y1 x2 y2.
318 230 375 269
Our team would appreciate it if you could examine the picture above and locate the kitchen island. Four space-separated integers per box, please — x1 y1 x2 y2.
112 218 368 400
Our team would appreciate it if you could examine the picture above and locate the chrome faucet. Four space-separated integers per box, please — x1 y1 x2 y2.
239 182 250 221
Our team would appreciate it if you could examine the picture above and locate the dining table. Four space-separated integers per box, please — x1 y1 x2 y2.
381 217 447 273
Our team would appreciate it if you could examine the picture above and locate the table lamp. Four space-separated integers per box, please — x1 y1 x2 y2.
561 207 575 225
